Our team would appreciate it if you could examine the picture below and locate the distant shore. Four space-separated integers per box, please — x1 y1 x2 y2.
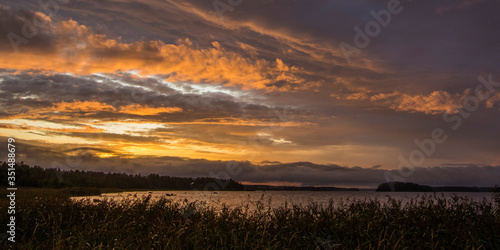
376 181 500 192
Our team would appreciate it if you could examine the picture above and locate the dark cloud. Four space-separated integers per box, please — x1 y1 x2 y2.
0 71 302 121
2 137 498 188
0 5 57 52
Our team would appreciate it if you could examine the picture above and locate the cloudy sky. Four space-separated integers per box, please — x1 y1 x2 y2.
1 0 499 187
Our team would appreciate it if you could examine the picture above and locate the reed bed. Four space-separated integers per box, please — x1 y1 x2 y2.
1 189 499 249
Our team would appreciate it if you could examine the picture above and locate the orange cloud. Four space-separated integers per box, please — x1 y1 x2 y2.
119 104 183 115
393 91 465 114
2 100 183 120
333 89 469 115
486 93 500 109
0 12 309 91
164 0 386 73
51 101 115 113
0 122 106 134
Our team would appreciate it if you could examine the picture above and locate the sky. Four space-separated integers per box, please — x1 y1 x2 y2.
0 0 499 188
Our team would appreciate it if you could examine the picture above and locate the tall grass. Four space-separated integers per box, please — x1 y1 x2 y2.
1 190 499 249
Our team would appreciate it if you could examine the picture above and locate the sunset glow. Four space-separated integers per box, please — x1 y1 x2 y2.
1 0 499 187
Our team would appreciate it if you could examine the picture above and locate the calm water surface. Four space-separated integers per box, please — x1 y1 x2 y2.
73 191 496 210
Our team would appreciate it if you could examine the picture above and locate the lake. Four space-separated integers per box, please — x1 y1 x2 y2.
73 191 498 211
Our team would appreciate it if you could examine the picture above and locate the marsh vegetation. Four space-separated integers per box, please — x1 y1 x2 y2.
1 188 499 249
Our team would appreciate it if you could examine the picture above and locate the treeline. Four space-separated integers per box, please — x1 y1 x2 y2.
377 182 500 192
0 162 243 191
244 185 359 191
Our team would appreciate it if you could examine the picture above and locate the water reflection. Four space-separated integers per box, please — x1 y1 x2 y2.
73 191 496 211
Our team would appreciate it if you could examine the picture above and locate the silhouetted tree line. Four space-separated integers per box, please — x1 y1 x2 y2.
0 162 244 191
377 182 499 192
